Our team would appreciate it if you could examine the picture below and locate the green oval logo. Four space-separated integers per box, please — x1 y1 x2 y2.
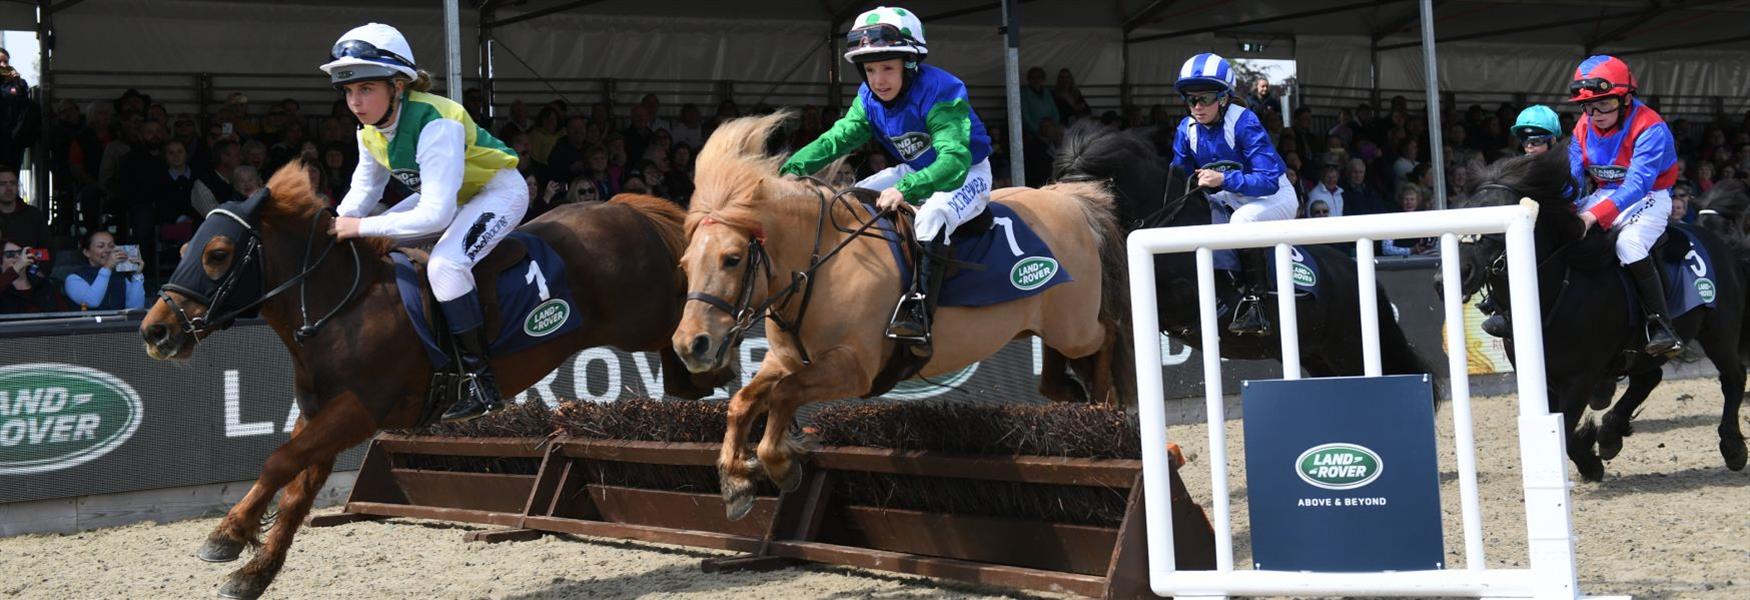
0 364 142 475
1010 257 1059 291
524 298 571 337
1292 263 1316 287
1696 278 1716 303
1295 443 1382 490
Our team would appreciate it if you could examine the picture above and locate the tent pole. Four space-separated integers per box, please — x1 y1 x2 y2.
1419 0 1447 210
444 0 463 102
1002 0 1024 185
479 3 496 120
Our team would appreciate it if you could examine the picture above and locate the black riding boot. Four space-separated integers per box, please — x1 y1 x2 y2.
1627 257 1683 356
1479 296 1512 338
439 293 503 422
886 238 948 358
1228 248 1273 336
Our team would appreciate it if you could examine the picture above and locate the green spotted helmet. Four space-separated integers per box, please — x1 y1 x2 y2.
844 6 927 64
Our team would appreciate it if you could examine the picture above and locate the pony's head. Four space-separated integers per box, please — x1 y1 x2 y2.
142 160 324 359
673 111 808 373
1695 179 1750 247
1447 145 1587 297
1052 122 1180 228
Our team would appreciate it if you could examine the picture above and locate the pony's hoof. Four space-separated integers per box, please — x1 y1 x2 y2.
1722 438 1747 471
723 492 755 522
1576 459 1606 483
197 534 246 563
773 463 804 494
1597 437 1623 461
217 572 268 600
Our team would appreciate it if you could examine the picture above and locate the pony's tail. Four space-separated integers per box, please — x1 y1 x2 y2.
1048 180 1136 405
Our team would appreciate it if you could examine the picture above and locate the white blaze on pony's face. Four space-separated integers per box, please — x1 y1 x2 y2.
674 219 766 374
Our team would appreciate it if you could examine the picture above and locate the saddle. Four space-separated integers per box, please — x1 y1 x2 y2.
395 234 529 343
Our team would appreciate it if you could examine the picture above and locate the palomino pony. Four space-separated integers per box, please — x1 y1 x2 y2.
1051 124 1432 377
1453 148 1747 481
140 163 730 599
673 113 1131 519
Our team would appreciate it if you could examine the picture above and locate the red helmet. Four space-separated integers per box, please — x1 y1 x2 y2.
1569 55 1636 103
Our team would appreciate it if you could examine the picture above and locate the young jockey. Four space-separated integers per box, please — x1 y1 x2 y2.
779 6 992 360
322 23 528 421
1513 105 1561 156
1568 54 1682 355
1169 53 1298 336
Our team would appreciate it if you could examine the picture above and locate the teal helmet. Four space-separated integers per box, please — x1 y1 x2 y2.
1513 105 1560 139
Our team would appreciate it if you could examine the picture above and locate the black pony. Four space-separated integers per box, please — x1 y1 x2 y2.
1453 147 1747 481
1050 123 1430 378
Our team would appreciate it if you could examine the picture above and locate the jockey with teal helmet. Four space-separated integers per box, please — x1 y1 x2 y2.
780 5 993 360
1513 105 1561 155
322 23 528 421
1169 52 1298 336
1569 54 1683 355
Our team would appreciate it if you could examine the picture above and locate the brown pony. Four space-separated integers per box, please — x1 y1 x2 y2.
673 113 1132 519
139 163 729 599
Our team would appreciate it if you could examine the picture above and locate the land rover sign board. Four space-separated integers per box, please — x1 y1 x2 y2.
1241 375 1444 572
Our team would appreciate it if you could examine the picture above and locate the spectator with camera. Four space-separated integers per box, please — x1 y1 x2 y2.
64 230 144 311
0 238 62 314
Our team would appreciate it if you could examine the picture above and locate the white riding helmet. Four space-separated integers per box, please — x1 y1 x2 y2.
843 6 927 64
319 23 419 89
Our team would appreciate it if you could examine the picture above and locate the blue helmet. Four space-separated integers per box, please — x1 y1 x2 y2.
1175 53 1236 95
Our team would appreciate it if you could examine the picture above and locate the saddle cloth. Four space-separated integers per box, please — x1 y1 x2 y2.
391 231 583 369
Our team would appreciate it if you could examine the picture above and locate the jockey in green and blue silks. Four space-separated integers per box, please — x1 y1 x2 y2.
1168 52 1298 336
779 5 993 359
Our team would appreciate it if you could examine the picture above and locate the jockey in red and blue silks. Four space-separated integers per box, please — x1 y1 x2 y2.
1168 52 1298 337
1567 54 1683 356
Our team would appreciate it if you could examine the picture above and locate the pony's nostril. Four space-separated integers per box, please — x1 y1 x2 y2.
144 324 169 346
689 334 711 359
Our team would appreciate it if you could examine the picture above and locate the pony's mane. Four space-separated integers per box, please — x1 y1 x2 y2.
1698 178 1750 216
1052 121 1157 182
606 193 687 259
1467 144 1577 208
259 159 391 256
688 111 818 235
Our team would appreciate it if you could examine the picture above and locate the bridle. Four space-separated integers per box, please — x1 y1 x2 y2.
684 177 901 366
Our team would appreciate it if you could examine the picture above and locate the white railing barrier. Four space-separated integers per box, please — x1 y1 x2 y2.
1127 200 1623 599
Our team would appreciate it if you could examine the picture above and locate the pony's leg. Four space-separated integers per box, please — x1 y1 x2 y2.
219 457 337 600
200 415 320 563
1598 366 1662 461
720 372 776 521
1037 346 1087 403
757 347 867 493
1559 381 1607 482
1697 334 1748 470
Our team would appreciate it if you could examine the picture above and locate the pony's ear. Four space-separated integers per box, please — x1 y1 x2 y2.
812 156 854 187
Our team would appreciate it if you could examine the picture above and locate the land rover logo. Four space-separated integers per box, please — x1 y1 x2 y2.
1010 257 1059 291
1696 278 1716 303
0 364 143 475
524 298 571 337
392 168 423 191
889 132 932 161
1296 443 1383 490
1292 262 1316 287
1587 165 1628 183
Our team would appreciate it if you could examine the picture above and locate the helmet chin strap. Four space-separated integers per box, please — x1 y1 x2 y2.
372 81 405 129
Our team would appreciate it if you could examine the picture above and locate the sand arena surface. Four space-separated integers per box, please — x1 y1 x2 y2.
1 378 1745 599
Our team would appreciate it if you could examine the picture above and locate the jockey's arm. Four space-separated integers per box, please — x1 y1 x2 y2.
357 119 466 238
1169 120 1200 175
1567 133 1587 199
1221 109 1286 198
336 134 390 219
893 98 974 204
780 101 872 177
1584 122 1677 230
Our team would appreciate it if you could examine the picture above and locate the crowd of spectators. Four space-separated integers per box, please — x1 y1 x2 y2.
5 64 1750 317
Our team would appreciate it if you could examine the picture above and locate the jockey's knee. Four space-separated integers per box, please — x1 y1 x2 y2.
427 254 477 301
1616 240 1651 265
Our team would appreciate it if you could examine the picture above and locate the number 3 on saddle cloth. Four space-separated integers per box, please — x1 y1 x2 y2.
869 202 1072 307
1624 225 1719 327
390 231 582 423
